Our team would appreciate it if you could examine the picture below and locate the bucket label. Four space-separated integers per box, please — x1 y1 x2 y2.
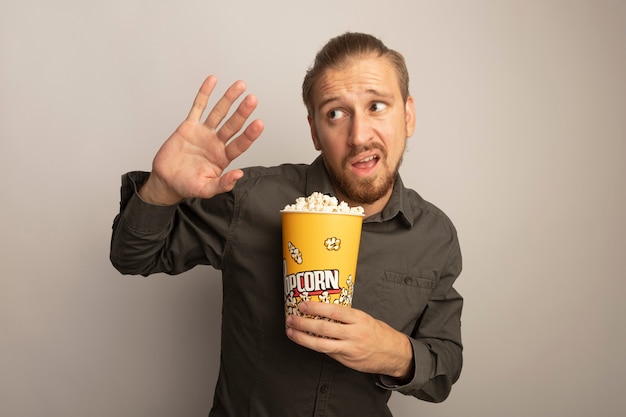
284 268 341 297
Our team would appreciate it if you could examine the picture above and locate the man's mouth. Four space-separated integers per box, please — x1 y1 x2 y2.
351 154 379 173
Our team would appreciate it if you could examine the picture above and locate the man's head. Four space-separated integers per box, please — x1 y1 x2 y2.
303 33 415 214
302 32 410 118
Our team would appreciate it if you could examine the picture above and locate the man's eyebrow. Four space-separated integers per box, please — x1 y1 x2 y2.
316 96 340 113
365 89 395 101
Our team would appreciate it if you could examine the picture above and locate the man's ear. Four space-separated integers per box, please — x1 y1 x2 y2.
308 115 322 150
405 96 416 138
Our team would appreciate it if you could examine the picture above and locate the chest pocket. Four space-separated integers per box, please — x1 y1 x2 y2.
379 271 436 334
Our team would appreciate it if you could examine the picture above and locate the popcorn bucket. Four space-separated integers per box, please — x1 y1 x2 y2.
281 211 363 318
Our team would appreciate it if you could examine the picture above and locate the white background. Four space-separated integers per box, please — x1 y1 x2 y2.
1 1 625 416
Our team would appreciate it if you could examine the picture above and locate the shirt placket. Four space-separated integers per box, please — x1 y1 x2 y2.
312 356 336 416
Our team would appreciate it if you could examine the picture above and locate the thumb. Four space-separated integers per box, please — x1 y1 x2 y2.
216 169 244 194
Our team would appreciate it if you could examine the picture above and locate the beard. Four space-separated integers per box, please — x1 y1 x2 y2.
324 143 404 205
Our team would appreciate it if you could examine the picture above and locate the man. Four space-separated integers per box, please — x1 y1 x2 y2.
111 32 463 417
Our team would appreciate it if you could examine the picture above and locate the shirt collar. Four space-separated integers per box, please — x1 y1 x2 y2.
305 155 336 197
305 155 414 228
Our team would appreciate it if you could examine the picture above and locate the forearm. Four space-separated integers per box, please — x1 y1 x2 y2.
382 336 462 402
110 171 234 276
110 183 179 275
379 261 464 401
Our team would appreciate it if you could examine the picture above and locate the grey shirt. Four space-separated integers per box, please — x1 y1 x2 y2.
110 156 463 417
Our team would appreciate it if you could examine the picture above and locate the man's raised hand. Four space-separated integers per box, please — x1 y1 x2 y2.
139 76 264 205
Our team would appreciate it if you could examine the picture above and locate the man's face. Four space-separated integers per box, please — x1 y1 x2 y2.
308 55 415 209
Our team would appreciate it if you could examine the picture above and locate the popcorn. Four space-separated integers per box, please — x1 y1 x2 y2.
282 192 364 215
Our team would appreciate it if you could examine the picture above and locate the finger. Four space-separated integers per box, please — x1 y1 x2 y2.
216 93 259 142
286 321 345 353
194 169 244 200
204 80 247 129
298 301 355 324
286 309 348 341
186 75 218 122
216 169 245 194
224 119 264 161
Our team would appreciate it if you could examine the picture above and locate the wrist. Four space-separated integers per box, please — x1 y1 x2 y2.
390 335 415 381
138 175 182 206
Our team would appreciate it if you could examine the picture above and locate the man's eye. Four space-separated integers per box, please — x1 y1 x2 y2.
370 102 387 112
328 109 346 120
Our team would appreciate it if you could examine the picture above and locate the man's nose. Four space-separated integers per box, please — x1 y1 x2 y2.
348 112 373 146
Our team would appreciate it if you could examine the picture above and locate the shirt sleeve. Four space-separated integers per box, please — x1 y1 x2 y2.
109 172 179 275
377 232 463 402
109 171 233 276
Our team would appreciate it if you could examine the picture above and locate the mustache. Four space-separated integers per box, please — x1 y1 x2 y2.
343 143 387 163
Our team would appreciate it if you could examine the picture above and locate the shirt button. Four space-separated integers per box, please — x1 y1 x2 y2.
404 277 413 285
319 384 329 394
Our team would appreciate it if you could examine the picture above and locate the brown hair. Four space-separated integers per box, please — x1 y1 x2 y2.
302 32 410 116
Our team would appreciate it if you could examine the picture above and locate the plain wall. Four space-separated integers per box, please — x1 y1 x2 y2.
1 1 625 416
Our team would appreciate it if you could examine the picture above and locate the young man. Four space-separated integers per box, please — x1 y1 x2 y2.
111 32 463 417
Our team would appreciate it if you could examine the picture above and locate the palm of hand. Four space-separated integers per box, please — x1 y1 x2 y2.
152 119 231 200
